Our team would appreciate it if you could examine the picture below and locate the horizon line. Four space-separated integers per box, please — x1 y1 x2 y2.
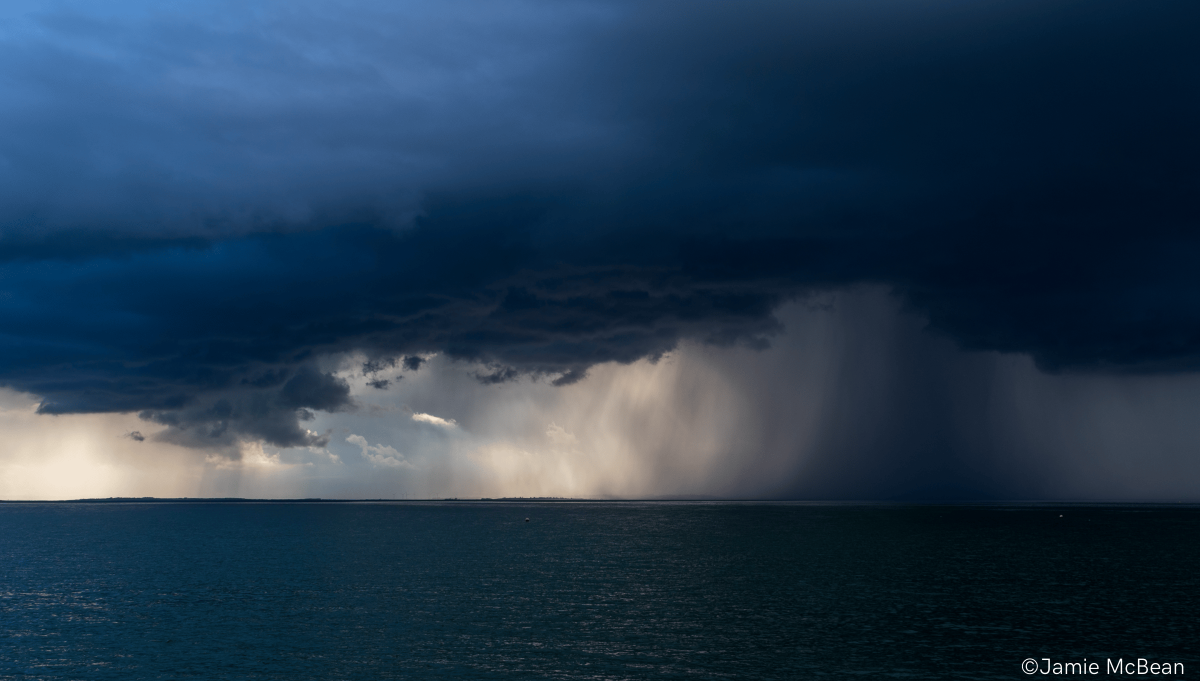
2 497 1200 506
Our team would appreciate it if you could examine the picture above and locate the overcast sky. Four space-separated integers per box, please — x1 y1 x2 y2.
0 0 1197 500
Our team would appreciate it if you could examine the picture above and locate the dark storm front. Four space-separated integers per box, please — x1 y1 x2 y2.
0 504 1195 680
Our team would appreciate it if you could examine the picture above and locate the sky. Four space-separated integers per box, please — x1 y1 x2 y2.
0 0 1197 500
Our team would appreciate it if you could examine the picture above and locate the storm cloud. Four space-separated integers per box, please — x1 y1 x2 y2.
0 0 1196 451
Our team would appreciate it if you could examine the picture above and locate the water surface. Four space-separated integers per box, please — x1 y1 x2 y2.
1 502 1195 679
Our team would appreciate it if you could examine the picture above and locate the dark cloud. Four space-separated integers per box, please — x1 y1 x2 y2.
472 365 523 386
121 368 349 449
551 368 589 387
0 0 1195 449
137 392 335 450
278 369 351 412
362 359 397 376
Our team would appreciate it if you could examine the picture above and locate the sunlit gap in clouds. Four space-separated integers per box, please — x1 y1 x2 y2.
320 292 850 500
0 388 195 500
5 288 1200 501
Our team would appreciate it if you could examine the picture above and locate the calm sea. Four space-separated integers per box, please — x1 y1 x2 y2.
0 502 1195 679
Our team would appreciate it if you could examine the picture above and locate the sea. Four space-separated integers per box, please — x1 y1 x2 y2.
0 501 1195 680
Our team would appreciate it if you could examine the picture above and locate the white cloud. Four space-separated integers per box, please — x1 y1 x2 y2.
411 412 457 428
346 434 415 469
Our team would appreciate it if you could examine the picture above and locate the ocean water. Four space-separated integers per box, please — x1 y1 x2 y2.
0 502 1195 680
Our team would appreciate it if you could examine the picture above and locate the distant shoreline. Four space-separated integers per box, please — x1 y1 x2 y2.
1 498 1199 506
0 497 725 504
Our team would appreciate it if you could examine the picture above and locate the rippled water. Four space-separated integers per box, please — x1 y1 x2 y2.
0 502 1196 679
